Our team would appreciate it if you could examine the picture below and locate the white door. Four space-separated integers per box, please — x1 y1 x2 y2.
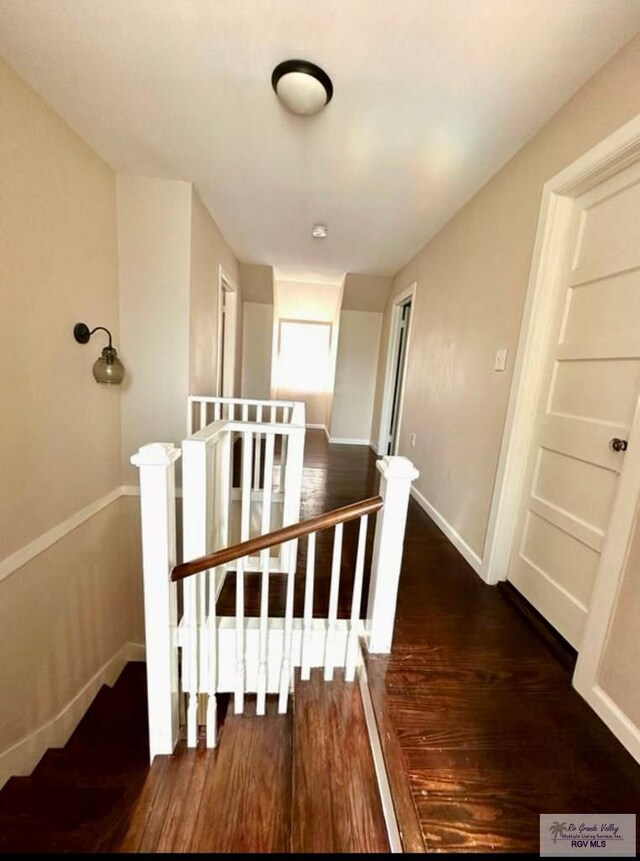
507 159 640 648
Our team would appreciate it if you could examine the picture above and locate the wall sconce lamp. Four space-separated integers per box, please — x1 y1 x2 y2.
73 322 125 385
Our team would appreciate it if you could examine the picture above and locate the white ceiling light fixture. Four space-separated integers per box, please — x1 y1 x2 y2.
311 223 328 239
272 59 333 116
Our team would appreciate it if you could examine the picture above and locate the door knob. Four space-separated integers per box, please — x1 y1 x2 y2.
610 438 628 453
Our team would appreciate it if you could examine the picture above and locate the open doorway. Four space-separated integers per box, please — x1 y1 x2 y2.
378 284 416 455
217 267 238 397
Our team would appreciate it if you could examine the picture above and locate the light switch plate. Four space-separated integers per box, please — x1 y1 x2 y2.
494 349 507 372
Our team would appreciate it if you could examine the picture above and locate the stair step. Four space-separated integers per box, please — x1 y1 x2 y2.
291 668 389 853
0 662 393 853
189 696 292 853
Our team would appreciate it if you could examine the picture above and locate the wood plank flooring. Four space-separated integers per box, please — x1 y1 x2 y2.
1 430 638 854
291 668 389 853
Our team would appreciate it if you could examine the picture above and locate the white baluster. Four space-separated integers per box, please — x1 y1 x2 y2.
182 436 209 747
253 405 263 490
366 456 419 653
345 515 368 681
270 405 276 423
199 401 207 432
218 431 232 551
301 531 316 681
130 443 181 762
229 402 235 421
214 401 221 421
242 403 249 422
241 431 253 542
235 556 245 715
278 538 298 713
256 433 275 715
324 523 343 681
206 567 218 747
187 398 194 436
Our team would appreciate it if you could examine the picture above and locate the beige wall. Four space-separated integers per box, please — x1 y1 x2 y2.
239 262 273 304
0 58 121 558
192 197 242 398
374 34 640 559
117 175 192 483
241 302 274 399
342 273 392 312
0 57 142 779
0 499 142 756
330 310 382 443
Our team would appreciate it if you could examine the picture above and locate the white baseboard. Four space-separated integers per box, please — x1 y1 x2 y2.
358 658 402 852
0 642 145 790
369 441 380 455
328 436 371 446
410 485 483 576
576 682 640 764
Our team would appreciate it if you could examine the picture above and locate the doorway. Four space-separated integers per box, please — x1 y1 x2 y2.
378 284 416 456
483 115 640 760
217 267 238 397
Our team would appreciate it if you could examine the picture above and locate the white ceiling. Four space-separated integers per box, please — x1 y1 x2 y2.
1 1 640 278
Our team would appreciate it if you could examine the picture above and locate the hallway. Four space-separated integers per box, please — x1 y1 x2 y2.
0 431 638 854
305 431 640 852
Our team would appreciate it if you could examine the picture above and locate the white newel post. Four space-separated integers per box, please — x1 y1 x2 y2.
130 442 181 762
366 455 419 653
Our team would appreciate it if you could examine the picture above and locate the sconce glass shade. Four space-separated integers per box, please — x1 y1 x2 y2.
74 321 125 385
93 346 125 384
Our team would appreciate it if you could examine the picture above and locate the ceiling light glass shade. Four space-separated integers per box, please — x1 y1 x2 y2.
93 346 125 384
272 60 333 116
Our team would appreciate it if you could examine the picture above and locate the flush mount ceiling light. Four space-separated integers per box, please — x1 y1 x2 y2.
272 59 333 116
311 223 328 239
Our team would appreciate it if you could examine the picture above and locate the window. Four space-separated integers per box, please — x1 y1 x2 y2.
275 320 332 393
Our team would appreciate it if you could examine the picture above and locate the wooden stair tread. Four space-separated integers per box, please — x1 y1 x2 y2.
291 668 389 853
189 698 292 853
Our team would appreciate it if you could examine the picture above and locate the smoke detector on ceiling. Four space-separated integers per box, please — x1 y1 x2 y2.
311 223 328 239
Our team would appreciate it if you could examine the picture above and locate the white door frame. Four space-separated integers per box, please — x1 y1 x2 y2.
481 114 640 761
217 266 239 397
377 283 416 456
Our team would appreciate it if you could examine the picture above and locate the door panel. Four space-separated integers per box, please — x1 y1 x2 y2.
508 160 640 648
534 448 617 532
550 359 640 425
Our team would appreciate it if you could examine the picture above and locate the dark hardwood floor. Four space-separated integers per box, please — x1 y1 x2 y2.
0 429 638 854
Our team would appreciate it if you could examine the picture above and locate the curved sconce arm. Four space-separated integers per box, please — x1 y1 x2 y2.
73 321 125 385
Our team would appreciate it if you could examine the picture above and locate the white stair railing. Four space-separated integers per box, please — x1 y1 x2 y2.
169 455 418 747
133 398 418 760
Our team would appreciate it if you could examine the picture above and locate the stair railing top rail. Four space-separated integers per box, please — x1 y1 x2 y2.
188 395 305 435
171 494 384 582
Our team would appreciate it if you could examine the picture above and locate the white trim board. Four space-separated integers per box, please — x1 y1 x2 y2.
377 283 417 457
0 486 125 584
581 684 640 764
328 436 371 446
410 485 482 576
358 658 402 853
0 642 145 791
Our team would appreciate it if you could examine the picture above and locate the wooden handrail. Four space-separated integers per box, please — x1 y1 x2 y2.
171 495 384 582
